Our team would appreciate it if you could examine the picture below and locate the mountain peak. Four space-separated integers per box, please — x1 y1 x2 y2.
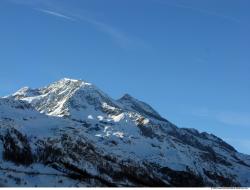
10 78 117 118
61 77 80 82
118 93 163 120
120 93 134 100
55 78 92 87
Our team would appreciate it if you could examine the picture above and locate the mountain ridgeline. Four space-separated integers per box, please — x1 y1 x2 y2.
0 78 249 187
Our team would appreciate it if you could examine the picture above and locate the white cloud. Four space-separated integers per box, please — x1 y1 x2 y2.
37 9 75 21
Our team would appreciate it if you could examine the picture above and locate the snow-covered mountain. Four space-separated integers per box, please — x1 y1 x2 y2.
0 78 249 187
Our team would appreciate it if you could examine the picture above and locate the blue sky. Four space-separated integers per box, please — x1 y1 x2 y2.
0 0 250 154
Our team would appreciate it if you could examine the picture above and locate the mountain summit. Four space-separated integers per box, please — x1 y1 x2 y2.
0 78 249 187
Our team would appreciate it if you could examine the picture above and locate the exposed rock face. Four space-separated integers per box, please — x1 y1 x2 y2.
0 78 249 187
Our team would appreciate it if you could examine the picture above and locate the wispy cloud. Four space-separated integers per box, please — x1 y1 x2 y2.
216 111 250 127
57 10 150 49
191 108 250 127
153 0 242 24
70 13 147 49
6 0 149 49
191 107 210 117
37 9 75 21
